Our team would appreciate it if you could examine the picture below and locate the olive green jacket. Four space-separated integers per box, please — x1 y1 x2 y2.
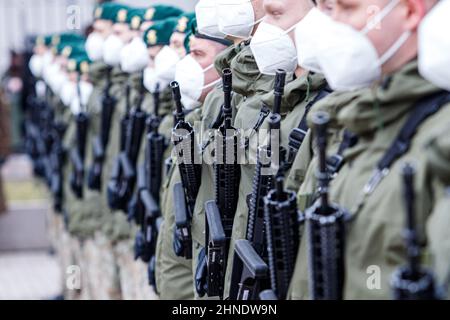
425 125 450 296
289 60 450 300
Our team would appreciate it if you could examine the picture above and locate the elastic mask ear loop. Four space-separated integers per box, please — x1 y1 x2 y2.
202 78 221 90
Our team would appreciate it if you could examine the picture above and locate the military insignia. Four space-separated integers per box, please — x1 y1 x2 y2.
117 9 127 23
95 7 102 19
62 46 72 57
131 16 141 30
80 61 89 74
68 59 76 72
145 8 155 21
52 35 60 46
36 36 44 46
147 30 157 45
177 17 188 33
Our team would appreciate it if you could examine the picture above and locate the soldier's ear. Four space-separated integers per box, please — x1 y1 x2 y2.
402 0 428 32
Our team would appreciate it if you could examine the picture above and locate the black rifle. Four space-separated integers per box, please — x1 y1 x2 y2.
305 111 347 300
69 80 89 199
133 85 164 263
204 68 241 298
49 121 67 212
391 163 440 300
171 81 202 260
229 70 287 300
107 82 146 211
88 67 117 191
263 175 299 300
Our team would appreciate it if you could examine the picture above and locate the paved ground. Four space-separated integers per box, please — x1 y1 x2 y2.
0 154 62 300
0 251 62 300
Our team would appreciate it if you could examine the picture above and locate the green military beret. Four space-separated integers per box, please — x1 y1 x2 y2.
112 4 131 24
184 18 232 53
174 12 196 34
67 53 91 74
56 41 86 58
35 35 53 47
143 17 178 47
143 4 184 22
51 33 85 47
93 2 122 22
127 8 146 30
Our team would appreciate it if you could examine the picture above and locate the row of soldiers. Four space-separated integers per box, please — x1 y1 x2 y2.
24 0 450 300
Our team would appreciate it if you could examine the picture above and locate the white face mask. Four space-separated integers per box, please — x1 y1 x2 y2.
196 0 227 39
85 32 105 62
250 21 298 75
143 66 159 93
316 0 411 91
217 0 263 39
43 62 58 85
42 51 53 68
175 55 220 110
103 34 125 67
60 81 76 106
51 70 68 95
70 81 93 115
154 46 181 88
120 37 149 73
29 54 44 78
418 0 450 91
294 8 332 73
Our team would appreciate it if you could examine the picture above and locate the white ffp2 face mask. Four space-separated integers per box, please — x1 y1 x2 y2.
70 81 93 115
29 55 44 78
316 0 411 91
418 0 450 91
196 0 227 39
143 67 159 93
60 81 76 106
154 46 181 88
217 0 263 39
86 32 105 62
103 34 125 67
120 37 149 73
294 8 333 73
175 55 220 110
250 21 298 75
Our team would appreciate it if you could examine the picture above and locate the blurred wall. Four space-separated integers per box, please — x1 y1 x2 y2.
0 0 196 75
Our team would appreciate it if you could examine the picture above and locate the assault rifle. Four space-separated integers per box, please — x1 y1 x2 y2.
88 67 117 191
204 68 241 298
172 81 202 260
305 111 347 300
391 163 440 300
69 79 89 199
229 69 287 300
107 81 146 211
133 84 165 263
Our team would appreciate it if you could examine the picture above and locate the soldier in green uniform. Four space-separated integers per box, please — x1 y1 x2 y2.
155 20 231 300
222 0 337 299
419 1 450 298
288 0 450 299
187 0 273 299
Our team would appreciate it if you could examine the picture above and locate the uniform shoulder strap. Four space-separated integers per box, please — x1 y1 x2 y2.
378 91 450 171
287 86 333 161
364 91 450 196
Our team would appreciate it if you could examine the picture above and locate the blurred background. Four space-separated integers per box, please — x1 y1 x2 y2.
0 0 195 300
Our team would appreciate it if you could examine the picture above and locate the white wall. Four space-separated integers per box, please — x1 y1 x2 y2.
0 0 197 74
